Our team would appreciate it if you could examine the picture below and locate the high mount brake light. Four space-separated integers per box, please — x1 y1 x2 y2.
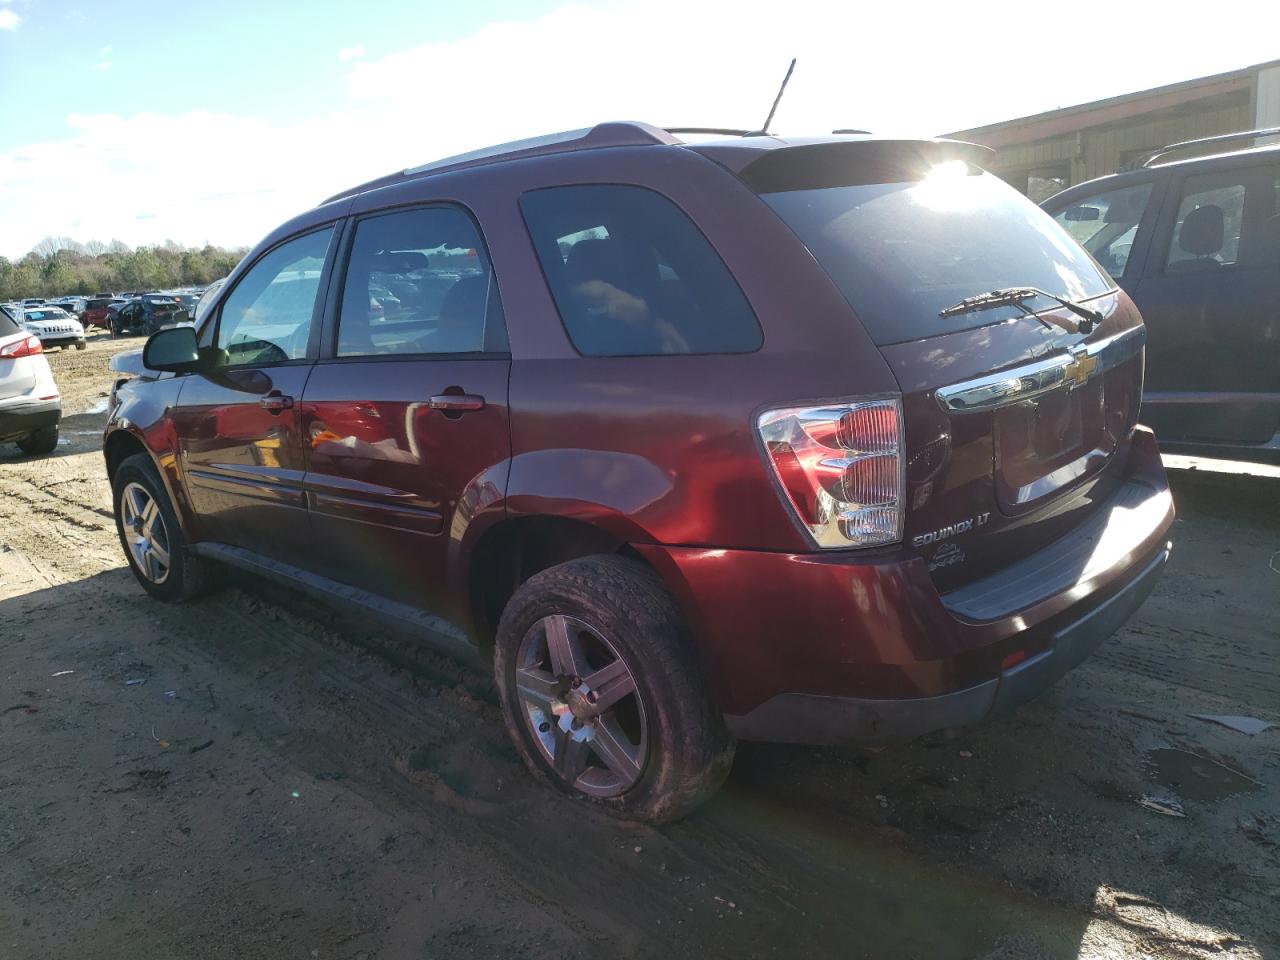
0 335 43 358
757 398 904 548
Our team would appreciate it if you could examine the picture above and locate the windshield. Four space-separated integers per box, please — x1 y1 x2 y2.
26 308 72 321
761 170 1114 345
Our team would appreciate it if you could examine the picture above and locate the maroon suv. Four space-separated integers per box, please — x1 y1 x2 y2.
105 123 1174 821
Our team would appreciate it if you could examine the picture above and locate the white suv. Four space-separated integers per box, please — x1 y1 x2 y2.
0 305 62 455
22 305 86 351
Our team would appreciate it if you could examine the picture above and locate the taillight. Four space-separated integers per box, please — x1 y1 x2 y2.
757 398 904 548
0 335 43 358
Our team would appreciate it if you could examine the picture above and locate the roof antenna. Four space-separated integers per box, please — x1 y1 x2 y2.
754 58 796 136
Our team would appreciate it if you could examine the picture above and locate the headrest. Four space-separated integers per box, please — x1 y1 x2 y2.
1178 205 1225 257
440 276 488 324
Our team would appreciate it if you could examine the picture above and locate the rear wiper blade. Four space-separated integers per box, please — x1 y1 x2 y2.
939 286 1106 332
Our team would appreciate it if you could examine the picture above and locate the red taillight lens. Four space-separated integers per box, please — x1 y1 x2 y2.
757 398 905 548
0 335 43 358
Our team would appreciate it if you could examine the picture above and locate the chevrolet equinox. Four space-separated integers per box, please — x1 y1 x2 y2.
105 123 1175 821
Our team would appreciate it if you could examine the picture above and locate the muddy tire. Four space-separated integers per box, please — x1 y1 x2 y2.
494 554 735 823
17 426 59 456
112 453 218 601
75 341 86 350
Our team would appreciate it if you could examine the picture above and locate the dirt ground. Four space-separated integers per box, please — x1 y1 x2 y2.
1 333 1277 959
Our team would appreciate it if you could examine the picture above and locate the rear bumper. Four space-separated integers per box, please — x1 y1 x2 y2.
0 398 61 443
722 543 1168 744
635 427 1174 745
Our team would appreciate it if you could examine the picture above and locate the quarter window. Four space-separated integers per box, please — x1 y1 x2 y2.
1053 182 1153 279
336 206 506 357
216 227 333 366
520 185 762 356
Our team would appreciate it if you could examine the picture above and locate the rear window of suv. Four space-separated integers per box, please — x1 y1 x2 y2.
761 168 1114 345
521 185 762 356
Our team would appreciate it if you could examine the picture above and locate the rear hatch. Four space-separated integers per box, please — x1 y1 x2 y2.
746 143 1144 590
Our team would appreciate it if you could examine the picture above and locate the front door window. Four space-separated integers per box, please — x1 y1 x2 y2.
215 227 333 366
1053 182 1154 279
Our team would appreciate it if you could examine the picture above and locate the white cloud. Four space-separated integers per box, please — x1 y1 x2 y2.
98 45 112 57
2 0 1277 258
0 9 21 30
95 61 112 72
336 44 365 62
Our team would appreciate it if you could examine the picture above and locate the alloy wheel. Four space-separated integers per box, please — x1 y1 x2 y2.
514 614 648 798
120 481 171 584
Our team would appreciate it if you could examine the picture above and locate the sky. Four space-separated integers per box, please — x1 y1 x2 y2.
0 0 1276 260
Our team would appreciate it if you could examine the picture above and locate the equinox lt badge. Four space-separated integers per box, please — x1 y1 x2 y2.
913 512 992 548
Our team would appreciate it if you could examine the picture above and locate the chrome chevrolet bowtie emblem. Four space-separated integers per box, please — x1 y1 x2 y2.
1064 345 1099 388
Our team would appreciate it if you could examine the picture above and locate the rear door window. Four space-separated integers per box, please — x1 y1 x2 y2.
1052 182 1153 278
520 185 762 356
1165 173 1247 271
335 205 507 357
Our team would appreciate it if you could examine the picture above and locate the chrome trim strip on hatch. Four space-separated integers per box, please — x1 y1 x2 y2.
935 326 1146 415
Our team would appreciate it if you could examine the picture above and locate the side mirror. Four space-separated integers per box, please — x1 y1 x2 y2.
143 326 204 373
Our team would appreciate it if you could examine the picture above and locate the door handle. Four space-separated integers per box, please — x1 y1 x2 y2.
427 393 485 413
260 391 294 414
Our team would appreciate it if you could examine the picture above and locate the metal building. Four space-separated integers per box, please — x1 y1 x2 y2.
946 59 1280 201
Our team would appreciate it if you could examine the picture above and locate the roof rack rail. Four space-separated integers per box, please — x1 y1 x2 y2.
665 127 757 137
1124 125 1280 170
322 121 677 206
402 121 677 176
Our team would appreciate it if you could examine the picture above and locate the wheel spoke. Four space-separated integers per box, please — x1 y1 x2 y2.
148 537 170 571
544 615 587 678
140 498 159 538
589 717 642 785
515 667 560 713
125 486 146 521
584 658 635 713
553 722 590 782
128 536 146 570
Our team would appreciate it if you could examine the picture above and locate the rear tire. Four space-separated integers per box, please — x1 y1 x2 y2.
112 453 218 601
75 341 86 350
494 555 735 823
17 426 58 456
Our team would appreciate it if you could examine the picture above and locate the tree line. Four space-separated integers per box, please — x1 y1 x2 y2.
0 238 249 300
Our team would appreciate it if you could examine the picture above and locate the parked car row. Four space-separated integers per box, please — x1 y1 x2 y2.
10 287 209 335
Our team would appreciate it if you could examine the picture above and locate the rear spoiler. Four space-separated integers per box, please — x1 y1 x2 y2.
735 139 996 193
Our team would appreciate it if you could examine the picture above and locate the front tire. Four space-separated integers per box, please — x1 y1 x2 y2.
112 453 217 601
494 555 735 823
75 340 86 350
